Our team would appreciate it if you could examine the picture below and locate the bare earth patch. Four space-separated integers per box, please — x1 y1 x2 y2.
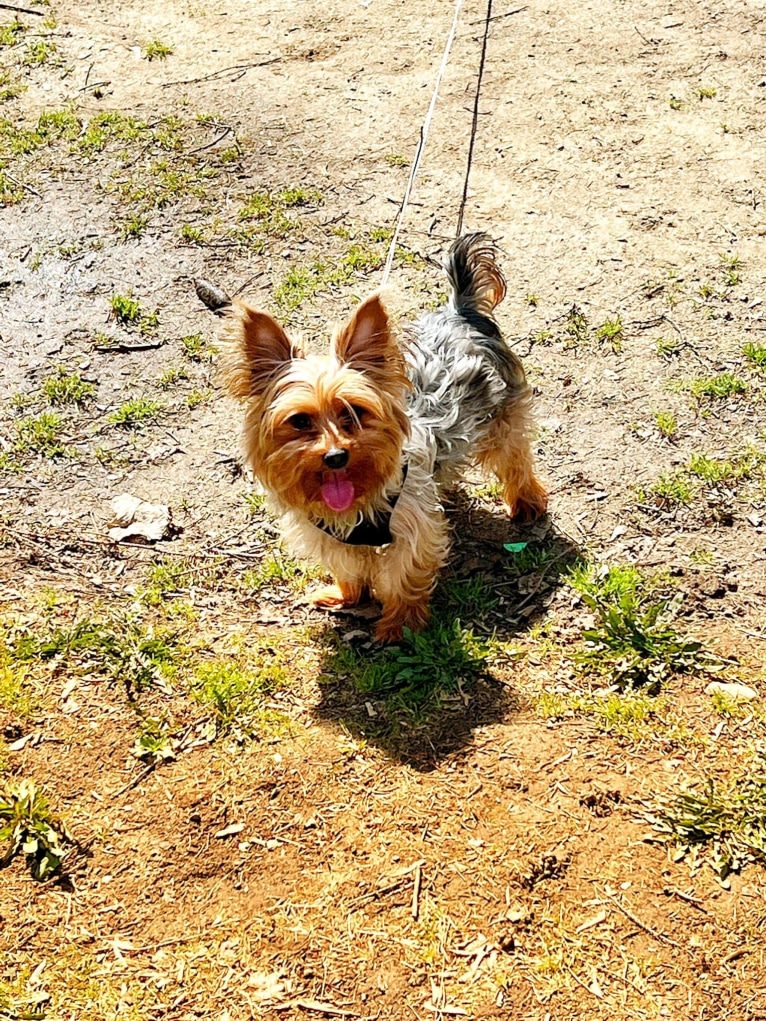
1 1 766 1018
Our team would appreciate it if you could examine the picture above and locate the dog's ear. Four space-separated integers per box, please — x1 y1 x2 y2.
333 294 396 378
221 302 299 399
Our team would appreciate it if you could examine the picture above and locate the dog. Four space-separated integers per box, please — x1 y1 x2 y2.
220 232 547 642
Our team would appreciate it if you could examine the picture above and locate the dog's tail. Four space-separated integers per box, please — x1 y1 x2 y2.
442 232 507 319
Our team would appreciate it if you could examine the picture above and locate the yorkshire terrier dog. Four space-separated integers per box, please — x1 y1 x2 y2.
220 233 547 642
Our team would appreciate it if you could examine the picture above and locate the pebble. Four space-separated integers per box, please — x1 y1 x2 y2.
705 681 759 701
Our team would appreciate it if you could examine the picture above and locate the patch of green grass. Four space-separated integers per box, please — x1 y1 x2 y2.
77 111 145 155
0 18 25 47
654 410 677 439
645 765 766 880
193 655 290 740
109 292 159 334
23 38 57 65
687 453 737 485
238 186 322 238
720 252 741 288
538 689 672 741
108 397 162 429
11 614 181 696
0 779 72 880
324 620 489 713
439 575 499 617
14 411 68 458
143 38 174 61
41 367 95 406
639 471 693 508
117 158 211 211
242 554 317 594
595 315 624 353
273 241 384 314
568 563 705 689
0 68 25 102
0 664 34 717
676 372 748 401
140 558 191 606
743 342 766 374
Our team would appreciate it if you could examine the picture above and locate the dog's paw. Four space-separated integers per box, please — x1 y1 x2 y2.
508 477 548 523
308 583 365 609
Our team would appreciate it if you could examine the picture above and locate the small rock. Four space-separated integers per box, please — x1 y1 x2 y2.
107 493 177 543
705 681 758 701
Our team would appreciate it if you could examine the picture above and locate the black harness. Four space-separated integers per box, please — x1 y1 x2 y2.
313 463 409 547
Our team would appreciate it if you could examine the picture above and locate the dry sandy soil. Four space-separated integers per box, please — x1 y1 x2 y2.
1 0 766 1019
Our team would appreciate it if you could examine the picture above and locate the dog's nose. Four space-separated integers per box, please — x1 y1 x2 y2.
323 448 349 470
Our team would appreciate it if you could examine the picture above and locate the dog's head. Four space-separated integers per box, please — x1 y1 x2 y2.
220 294 410 520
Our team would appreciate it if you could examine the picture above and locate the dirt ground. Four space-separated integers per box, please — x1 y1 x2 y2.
2 0 766 1019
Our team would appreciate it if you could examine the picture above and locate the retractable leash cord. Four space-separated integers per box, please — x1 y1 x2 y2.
380 0 494 287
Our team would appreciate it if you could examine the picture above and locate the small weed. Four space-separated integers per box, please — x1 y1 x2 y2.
0 779 72 879
654 411 677 439
669 96 683 111
244 491 267 515
0 664 33 717
14 411 68 458
140 558 191 605
41 368 95 407
720 253 741 288
0 69 25 102
108 397 162 429
564 305 589 348
534 329 553 345
526 293 539 308
645 766 766 880
689 547 715 566
181 333 214 361
119 214 148 240
698 282 715 300
743 342 766 374
239 186 322 238
595 315 624 353
569 563 704 689
698 86 717 100
656 335 681 358
143 39 173 60
539 689 673 743
186 388 208 409
180 223 206 244
677 373 747 401
687 453 736 485
157 366 188 389
77 111 145 155
132 719 175 764
385 153 408 167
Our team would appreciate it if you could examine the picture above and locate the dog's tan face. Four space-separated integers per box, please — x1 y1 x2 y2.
221 295 410 519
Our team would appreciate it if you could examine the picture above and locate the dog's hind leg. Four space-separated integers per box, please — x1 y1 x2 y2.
475 396 548 523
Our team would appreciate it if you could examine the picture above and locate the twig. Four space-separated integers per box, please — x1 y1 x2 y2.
185 125 233 156
94 340 165 353
411 862 422 919
604 892 680 947
161 58 279 88
113 762 155 798
2 170 40 197
0 2 45 14
484 4 527 22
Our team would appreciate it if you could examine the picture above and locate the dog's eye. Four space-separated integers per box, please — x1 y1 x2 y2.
287 413 313 431
340 405 366 431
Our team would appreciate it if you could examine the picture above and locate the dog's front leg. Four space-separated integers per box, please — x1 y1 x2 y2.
373 499 449 643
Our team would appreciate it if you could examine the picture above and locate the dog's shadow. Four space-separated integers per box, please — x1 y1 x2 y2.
313 492 582 771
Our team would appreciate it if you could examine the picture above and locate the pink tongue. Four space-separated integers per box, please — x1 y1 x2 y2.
321 474 355 512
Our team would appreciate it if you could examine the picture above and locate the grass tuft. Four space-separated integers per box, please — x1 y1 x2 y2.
0 779 72 880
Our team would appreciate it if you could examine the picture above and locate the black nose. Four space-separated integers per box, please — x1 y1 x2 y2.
323 448 349 470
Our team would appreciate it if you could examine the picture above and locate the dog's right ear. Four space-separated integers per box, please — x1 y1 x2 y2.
220 302 298 399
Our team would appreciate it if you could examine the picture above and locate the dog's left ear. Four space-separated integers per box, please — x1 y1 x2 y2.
333 294 396 377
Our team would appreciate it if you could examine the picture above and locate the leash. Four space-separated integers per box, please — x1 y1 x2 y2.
380 0 496 286
380 0 465 287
